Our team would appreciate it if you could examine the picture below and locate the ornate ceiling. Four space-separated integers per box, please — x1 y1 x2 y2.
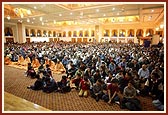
4 3 164 29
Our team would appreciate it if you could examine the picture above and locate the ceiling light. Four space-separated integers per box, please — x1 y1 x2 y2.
70 12 73 15
59 14 62 16
112 8 115 11
103 14 106 16
117 13 119 15
155 27 159 31
160 24 164 28
32 22 34 24
34 6 37 9
27 10 31 15
42 22 44 25
96 9 99 12
7 15 10 20
151 9 154 12
33 18 35 20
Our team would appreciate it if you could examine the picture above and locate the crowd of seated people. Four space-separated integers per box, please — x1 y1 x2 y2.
4 41 164 111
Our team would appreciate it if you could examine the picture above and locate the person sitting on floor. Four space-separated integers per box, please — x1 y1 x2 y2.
25 63 36 78
57 75 71 93
27 74 43 90
102 78 120 105
120 81 142 111
37 63 45 74
90 79 104 102
79 76 91 98
22 55 31 66
54 59 66 74
17 54 24 66
32 56 40 68
45 64 52 77
71 73 83 90
42 74 58 93
4 55 12 65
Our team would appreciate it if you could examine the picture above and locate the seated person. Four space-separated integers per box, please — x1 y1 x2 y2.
42 75 58 93
71 73 83 90
32 56 40 68
79 76 91 98
27 74 43 90
102 78 120 104
37 63 45 74
152 91 164 111
45 64 52 77
26 63 36 78
57 75 71 93
120 81 142 111
48 59 55 71
22 55 31 66
4 55 12 65
17 54 24 66
44 57 50 66
67 64 77 79
90 79 104 102
54 60 66 74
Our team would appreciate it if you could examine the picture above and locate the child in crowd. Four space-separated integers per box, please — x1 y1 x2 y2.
79 76 91 97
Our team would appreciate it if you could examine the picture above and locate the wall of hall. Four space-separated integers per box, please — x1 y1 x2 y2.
4 21 164 45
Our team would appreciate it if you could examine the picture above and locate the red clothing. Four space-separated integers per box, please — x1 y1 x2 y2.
107 83 119 95
80 80 89 90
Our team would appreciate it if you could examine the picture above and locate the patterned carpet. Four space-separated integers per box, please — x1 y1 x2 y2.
4 65 158 111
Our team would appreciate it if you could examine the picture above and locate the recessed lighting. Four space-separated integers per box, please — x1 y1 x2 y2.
96 9 99 12
151 9 154 12
70 12 73 15
32 22 34 24
33 18 35 20
27 10 31 15
59 14 62 16
34 6 37 9
103 14 106 16
112 8 115 11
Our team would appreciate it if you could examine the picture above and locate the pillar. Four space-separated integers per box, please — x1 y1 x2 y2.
17 22 25 43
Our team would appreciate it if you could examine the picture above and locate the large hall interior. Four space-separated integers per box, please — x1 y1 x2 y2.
3 2 166 112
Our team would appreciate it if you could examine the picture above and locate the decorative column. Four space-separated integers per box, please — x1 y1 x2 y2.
17 22 24 43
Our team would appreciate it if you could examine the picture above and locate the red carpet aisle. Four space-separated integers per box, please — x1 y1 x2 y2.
4 65 158 111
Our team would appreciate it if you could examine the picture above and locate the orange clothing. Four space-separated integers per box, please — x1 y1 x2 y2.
32 59 40 68
22 57 31 66
49 60 55 70
17 56 24 65
54 62 66 73
4 56 12 65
